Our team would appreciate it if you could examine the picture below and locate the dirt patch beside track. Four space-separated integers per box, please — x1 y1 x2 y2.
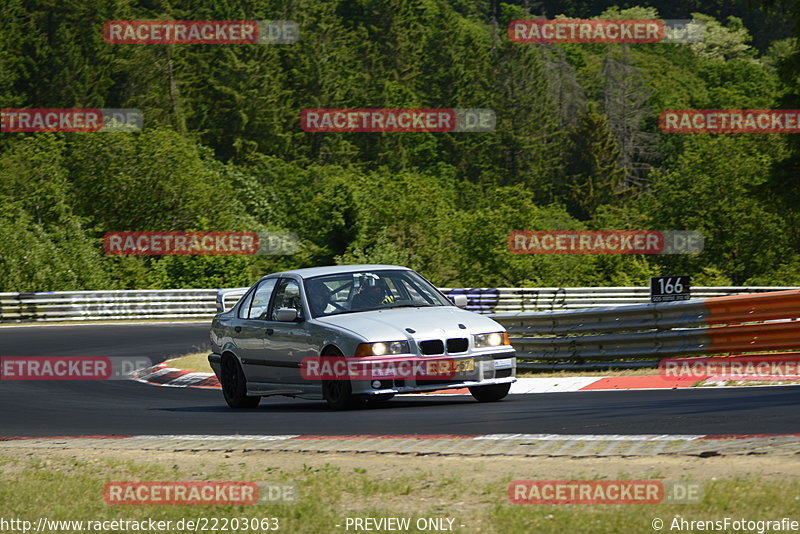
7 447 800 481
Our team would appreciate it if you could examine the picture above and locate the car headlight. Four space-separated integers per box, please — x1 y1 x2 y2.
355 340 410 357
473 332 511 348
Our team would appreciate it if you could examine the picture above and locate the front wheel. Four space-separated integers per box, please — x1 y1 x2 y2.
220 355 260 409
321 348 364 410
469 383 511 402
322 379 357 410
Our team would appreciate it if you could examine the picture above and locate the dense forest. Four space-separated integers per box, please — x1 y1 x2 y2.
2 0 800 291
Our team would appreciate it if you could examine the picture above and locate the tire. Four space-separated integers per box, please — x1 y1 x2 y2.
321 347 364 410
469 383 511 403
220 354 260 409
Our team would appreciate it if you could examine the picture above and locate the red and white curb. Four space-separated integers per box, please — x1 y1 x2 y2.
132 362 800 395
2 433 799 457
132 362 220 389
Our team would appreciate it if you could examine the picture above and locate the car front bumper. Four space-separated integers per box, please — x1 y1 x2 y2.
207 351 516 397
350 351 516 395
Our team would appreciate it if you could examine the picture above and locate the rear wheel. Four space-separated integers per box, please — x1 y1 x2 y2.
321 347 364 410
469 383 511 402
220 355 260 409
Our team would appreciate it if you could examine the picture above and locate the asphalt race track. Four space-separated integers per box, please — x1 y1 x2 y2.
1 323 799 438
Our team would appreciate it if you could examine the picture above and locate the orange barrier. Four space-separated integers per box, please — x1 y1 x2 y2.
704 289 800 325
502 289 800 365
708 321 800 353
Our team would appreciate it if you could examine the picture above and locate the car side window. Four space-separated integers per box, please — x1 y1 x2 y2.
270 279 303 320
247 278 277 319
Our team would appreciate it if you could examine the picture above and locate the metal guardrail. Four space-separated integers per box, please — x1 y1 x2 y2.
492 289 800 369
217 288 249 314
1 285 797 323
0 289 218 322
3 285 799 372
441 286 800 313
216 286 799 315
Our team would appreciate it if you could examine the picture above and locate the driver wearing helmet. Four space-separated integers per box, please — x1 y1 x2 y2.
353 278 396 309
307 280 332 317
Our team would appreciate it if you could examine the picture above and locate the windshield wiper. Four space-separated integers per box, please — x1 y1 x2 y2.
321 309 370 317
321 306 393 316
384 303 437 309
321 304 438 317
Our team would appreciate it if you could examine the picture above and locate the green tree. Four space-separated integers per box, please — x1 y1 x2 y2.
559 103 626 220
640 135 788 284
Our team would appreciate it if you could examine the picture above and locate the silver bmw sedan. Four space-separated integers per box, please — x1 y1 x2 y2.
209 264 516 409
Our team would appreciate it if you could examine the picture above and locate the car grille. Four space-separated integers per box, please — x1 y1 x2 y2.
496 368 513 378
419 340 444 355
419 338 470 355
446 338 468 353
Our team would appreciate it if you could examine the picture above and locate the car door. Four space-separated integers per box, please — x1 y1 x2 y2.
263 277 316 386
234 278 278 384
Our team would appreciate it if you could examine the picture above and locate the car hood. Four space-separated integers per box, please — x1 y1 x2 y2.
315 306 503 342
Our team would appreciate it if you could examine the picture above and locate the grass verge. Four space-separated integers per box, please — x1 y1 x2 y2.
166 352 213 373
1 450 798 534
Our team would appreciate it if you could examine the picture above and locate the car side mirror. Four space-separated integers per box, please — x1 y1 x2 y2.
451 294 468 308
275 308 299 322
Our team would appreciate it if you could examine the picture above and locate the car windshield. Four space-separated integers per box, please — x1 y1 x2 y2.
304 269 452 318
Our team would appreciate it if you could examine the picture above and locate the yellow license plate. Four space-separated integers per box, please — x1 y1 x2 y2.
425 358 474 375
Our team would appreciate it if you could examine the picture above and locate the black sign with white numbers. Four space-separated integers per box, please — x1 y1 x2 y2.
650 276 690 303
